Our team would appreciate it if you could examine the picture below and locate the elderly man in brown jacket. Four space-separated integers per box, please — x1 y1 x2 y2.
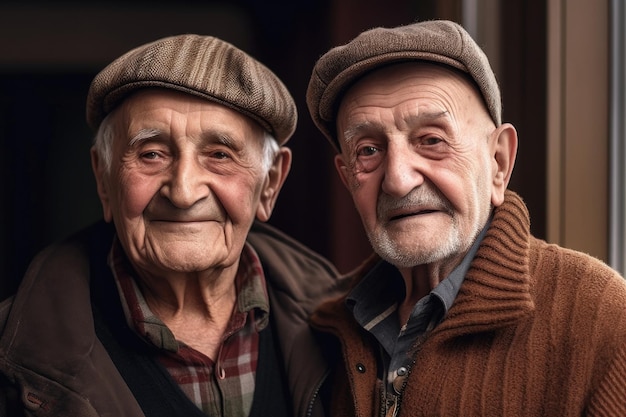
0 34 343 417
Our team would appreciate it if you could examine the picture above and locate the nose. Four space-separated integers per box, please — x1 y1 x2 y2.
162 155 210 209
381 143 425 197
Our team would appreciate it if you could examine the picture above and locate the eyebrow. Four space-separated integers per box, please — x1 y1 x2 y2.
342 122 374 147
128 128 242 153
129 128 162 147
212 132 238 149
342 110 450 145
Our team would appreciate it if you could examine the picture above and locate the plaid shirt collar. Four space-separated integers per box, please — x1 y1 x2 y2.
108 236 270 352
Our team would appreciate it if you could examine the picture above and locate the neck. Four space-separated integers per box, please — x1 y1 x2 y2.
396 257 461 325
137 264 240 358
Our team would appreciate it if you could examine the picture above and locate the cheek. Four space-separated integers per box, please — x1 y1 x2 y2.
431 158 479 209
442 161 491 223
216 177 263 222
349 179 380 225
116 173 161 218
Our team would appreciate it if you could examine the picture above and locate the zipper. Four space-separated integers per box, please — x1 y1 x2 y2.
381 325 434 417
305 368 330 417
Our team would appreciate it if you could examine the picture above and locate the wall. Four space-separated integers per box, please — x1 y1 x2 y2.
547 0 609 260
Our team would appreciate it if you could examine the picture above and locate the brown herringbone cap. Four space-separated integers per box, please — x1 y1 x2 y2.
87 34 297 144
306 20 501 151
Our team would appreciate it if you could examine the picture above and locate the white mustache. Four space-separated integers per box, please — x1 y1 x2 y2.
377 187 453 221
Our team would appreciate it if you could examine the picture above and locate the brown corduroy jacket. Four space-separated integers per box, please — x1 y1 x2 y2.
0 220 344 417
311 190 626 417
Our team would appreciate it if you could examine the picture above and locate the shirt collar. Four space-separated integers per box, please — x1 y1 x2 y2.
347 218 491 322
432 219 490 310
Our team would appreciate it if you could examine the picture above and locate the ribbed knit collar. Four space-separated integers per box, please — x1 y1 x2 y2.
436 189 534 336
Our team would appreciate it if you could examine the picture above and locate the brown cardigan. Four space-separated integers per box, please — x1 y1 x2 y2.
311 190 626 417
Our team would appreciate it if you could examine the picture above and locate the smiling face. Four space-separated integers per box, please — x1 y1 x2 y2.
335 62 513 270
91 88 289 278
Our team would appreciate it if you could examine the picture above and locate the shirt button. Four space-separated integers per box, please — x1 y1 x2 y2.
356 363 366 373
397 366 408 376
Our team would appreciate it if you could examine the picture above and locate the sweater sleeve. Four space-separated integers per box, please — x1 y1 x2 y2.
587 342 626 416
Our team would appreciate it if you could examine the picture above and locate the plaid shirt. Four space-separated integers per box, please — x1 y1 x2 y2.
108 238 270 417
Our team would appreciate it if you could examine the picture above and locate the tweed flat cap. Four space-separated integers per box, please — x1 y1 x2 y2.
87 34 297 144
306 20 501 151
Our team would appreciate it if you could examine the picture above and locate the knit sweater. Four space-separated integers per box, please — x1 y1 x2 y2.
310 190 626 417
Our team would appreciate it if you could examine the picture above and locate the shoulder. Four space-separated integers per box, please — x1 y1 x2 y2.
529 237 625 291
247 221 340 281
0 297 14 335
23 221 113 283
247 221 351 313
529 237 626 336
1 221 114 318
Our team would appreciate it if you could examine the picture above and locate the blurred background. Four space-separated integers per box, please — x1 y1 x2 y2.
1 0 623 299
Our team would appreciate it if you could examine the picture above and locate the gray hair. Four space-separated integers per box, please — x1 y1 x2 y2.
92 112 280 175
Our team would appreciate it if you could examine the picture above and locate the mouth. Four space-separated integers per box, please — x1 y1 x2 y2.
147 210 224 224
151 218 218 225
388 208 438 221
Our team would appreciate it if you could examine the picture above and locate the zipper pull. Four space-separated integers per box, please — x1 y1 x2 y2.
385 367 408 417
384 394 400 417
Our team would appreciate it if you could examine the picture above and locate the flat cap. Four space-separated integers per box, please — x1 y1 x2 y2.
306 20 501 151
87 34 297 144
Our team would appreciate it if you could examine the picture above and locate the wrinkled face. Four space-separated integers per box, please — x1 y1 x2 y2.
92 89 277 276
335 62 501 268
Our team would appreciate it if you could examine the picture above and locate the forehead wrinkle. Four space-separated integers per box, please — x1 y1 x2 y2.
413 109 449 121
400 109 451 128
342 109 451 144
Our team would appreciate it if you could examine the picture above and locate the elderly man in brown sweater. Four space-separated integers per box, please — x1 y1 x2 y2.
306 20 626 416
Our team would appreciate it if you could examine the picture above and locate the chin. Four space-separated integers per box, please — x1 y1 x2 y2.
370 230 461 268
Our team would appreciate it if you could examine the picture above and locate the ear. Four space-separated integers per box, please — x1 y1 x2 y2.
90 146 113 222
256 147 292 222
490 123 518 207
334 153 353 191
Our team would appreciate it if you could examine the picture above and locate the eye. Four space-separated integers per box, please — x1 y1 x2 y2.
356 145 380 157
352 144 384 173
421 136 443 146
210 150 232 160
413 134 449 161
141 151 161 160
